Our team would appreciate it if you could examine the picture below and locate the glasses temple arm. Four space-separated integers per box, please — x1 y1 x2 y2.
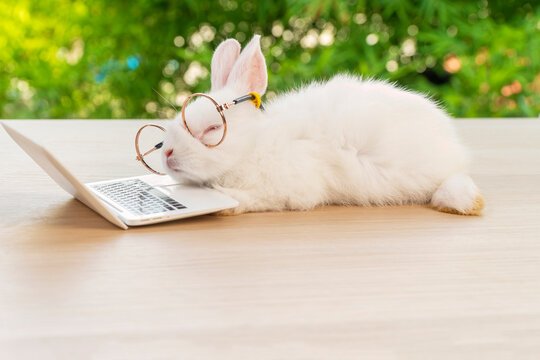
222 93 265 111
136 141 163 161
232 94 254 104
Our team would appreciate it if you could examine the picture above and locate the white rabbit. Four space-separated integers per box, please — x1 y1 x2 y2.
162 35 484 216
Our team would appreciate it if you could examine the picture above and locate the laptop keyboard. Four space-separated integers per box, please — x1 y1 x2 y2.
91 179 186 215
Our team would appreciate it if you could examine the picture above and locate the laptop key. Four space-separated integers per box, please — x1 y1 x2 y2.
91 179 186 215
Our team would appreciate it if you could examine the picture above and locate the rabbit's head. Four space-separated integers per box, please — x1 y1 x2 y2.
162 35 267 184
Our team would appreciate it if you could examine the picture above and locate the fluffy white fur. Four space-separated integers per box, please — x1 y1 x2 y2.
162 35 484 215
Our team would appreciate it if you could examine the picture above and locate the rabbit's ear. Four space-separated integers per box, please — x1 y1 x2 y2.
211 39 241 91
226 35 267 95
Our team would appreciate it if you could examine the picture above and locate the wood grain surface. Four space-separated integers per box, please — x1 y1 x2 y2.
1 119 539 359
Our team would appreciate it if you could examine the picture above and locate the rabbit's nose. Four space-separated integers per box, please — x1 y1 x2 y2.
164 148 173 158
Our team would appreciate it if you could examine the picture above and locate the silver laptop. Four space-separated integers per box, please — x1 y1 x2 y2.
2 122 238 229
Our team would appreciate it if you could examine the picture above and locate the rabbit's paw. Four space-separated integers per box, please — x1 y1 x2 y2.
431 174 484 216
214 207 246 216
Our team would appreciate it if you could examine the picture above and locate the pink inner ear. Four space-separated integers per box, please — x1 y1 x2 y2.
211 40 241 91
226 36 268 95
212 57 236 89
248 55 267 94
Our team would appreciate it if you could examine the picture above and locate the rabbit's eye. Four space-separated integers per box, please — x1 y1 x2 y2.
204 124 222 133
200 124 223 138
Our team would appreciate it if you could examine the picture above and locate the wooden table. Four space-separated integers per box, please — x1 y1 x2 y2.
1 119 539 359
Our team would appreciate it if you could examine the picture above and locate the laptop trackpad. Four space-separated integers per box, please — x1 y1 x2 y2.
156 184 230 209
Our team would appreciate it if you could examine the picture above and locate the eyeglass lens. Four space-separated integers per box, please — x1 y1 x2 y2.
135 124 166 175
182 94 226 147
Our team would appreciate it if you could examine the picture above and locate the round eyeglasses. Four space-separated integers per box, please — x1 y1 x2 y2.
135 92 263 175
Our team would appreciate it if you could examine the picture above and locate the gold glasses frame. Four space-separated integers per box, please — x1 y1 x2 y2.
182 93 228 148
134 123 166 175
135 92 263 175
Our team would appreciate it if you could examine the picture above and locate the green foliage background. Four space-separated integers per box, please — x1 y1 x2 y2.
1 0 539 119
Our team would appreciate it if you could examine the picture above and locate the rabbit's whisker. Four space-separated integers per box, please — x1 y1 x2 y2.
153 88 179 112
